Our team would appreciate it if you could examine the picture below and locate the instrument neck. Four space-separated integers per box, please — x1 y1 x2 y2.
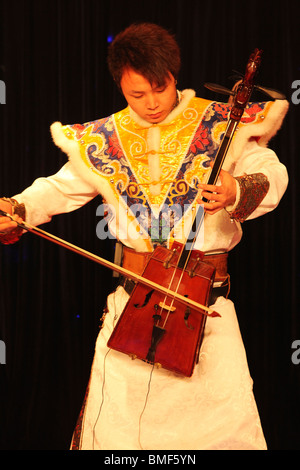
178 119 238 269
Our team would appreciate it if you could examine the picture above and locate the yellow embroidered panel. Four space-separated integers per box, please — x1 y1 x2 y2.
113 97 212 208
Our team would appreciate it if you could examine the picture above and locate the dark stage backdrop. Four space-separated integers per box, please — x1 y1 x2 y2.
0 0 299 450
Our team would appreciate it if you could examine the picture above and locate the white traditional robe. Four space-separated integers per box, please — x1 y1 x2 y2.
13 90 288 449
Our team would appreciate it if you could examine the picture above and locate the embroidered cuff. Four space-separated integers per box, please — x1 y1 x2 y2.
226 173 270 223
0 198 26 245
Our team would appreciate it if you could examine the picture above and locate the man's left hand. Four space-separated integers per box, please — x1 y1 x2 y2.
197 169 237 215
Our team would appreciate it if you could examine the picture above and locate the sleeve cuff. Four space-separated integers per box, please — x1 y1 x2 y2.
225 173 270 223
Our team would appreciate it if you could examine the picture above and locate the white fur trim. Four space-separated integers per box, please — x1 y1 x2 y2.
223 99 289 172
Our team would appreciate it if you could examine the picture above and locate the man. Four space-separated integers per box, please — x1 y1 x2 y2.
0 23 288 449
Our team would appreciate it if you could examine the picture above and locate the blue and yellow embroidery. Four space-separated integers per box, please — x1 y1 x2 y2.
62 98 270 244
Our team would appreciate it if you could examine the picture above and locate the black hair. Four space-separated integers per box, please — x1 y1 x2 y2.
107 23 181 89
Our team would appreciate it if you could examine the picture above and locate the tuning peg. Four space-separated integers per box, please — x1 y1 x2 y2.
228 70 243 82
254 85 286 100
204 83 235 96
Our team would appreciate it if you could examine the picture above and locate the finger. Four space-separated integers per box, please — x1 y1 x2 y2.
202 201 222 214
218 169 231 188
198 183 221 193
0 216 16 224
12 215 23 224
0 217 19 232
0 223 17 233
0 219 18 227
201 190 223 202
218 168 226 179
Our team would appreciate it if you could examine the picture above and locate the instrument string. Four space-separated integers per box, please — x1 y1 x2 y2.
158 114 240 327
159 207 206 329
155 115 236 327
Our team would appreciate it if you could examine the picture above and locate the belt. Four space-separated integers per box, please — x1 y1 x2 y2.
120 245 230 304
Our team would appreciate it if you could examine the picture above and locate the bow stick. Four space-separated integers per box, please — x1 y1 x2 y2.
0 209 220 318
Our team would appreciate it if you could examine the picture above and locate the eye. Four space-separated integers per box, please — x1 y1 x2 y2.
156 87 166 94
130 92 144 99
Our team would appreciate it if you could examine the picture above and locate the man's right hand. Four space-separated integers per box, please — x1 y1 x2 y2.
0 200 23 234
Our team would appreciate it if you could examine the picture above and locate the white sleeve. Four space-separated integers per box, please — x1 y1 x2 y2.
13 161 99 226
227 139 288 221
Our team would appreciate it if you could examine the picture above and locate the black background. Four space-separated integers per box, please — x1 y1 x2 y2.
0 0 299 450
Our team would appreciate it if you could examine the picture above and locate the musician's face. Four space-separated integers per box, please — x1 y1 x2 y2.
120 68 178 124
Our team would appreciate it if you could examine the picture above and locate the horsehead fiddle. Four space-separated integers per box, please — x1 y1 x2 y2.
108 49 261 377
107 48 264 376
1 48 267 377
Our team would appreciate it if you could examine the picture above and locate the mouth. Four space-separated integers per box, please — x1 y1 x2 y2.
147 112 163 120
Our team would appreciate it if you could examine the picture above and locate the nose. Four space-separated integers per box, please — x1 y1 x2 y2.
146 93 159 110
